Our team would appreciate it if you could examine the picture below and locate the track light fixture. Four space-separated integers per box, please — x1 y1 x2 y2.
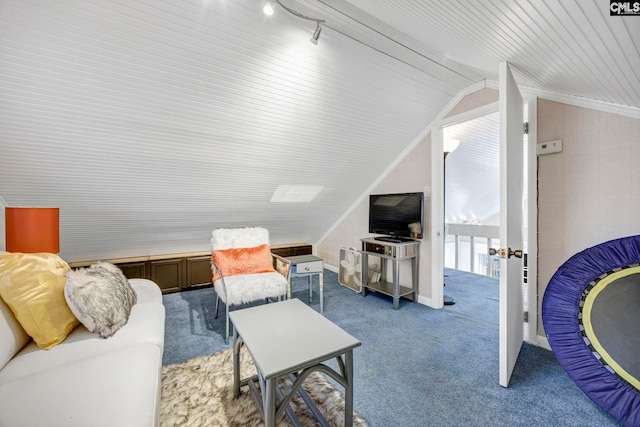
263 1 274 16
263 0 325 45
310 22 322 45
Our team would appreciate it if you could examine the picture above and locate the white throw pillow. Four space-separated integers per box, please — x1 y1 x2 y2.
64 262 137 338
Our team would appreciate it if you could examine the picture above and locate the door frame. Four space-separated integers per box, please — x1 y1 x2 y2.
524 97 538 345
429 98 538 342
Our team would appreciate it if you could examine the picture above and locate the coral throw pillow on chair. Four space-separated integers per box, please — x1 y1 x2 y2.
212 244 275 281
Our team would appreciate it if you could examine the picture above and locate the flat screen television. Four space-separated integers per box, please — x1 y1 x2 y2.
369 192 424 240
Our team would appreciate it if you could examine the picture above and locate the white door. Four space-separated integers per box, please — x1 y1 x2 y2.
498 61 525 387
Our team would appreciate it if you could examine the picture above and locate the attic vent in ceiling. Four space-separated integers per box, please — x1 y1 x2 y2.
270 185 324 202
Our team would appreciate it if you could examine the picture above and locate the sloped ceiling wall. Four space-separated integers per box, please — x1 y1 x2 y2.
1 0 638 262
0 0 472 261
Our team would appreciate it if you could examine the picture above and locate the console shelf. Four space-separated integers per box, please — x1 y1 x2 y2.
365 280 415 299
360 237 420 309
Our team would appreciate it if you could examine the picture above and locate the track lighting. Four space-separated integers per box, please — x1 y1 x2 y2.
263 1 274 16
310 22 322 45
264 0 325 45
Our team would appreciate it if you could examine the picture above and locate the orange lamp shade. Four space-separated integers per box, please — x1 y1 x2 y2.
5 207 60 253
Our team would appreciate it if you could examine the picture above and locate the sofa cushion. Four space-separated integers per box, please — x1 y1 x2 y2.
0 297 30 371
130 278 163 305
0 249 29 370
0 281 164 384
0 253 79 349
213 271 287 306
0 343 162 427
64 261 137 338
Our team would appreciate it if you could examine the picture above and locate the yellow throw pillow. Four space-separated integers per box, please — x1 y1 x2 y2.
0 253 79 349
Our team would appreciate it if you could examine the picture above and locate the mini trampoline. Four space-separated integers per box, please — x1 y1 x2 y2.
542 235 640 427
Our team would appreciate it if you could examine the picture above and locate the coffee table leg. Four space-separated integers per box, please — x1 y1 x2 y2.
345 349 354 427
264 378 276 427
233 332 241 398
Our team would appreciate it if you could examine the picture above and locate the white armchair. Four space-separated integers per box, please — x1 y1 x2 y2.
210 227 291 343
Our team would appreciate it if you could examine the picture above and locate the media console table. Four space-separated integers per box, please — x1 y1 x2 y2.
360 237 420 309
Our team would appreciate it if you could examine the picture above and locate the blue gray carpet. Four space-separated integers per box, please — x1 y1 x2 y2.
162 268 620 426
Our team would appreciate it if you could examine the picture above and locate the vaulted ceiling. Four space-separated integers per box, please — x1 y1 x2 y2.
0 0 638 261
339 0 640 108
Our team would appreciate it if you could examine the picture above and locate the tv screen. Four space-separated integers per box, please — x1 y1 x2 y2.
369 192 424 239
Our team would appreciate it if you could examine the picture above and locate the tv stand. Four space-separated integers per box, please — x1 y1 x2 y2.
361 237 420 309
373 236 413 243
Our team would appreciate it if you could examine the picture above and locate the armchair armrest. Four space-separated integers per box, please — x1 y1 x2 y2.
271 253 292 280
211 259 223 281
211 259 229 299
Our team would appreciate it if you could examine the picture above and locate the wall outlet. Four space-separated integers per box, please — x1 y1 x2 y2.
537 139 562 155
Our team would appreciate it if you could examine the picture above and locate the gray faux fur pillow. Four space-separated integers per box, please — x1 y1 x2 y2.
64 261 137 338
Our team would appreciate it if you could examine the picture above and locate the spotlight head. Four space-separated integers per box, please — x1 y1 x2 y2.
263 1 274 16
310 23 322 45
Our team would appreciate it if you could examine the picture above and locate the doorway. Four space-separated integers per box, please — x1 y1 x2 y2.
429 97 538 341
442 111 501 279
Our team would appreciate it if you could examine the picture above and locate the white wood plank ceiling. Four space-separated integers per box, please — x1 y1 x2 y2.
0 0 637 261
337 0 640 108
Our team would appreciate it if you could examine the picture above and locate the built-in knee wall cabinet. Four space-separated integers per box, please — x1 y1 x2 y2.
71 252 211 294
69 244 312 294
270 243 312 257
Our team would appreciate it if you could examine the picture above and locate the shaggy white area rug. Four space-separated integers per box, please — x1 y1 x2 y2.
160 347 369 426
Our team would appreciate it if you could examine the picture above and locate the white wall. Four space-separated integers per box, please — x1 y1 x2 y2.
317 88 500 302
537 99 640 334
317 133 432 296
319 90 639 337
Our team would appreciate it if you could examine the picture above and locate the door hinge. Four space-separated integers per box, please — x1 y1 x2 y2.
523 121 529 135
524 311 529 323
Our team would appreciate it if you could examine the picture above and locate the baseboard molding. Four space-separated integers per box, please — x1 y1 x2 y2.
536 335 551 351
417 294 436 308
324 263 338 273
328 262 442 308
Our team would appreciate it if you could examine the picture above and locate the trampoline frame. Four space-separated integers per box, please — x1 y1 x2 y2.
542 235 640 427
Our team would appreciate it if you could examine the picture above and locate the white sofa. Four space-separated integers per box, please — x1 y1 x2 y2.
0 278 165 427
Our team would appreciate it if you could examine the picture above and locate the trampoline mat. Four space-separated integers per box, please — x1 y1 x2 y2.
583 269 640 388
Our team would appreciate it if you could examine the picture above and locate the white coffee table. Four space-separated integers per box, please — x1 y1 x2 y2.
230 298 361 427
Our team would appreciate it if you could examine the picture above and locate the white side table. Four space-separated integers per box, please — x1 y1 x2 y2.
286 254 324 313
